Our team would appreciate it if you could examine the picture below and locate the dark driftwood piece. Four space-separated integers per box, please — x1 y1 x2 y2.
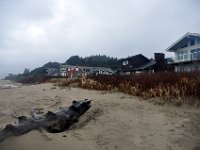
0 99 91 142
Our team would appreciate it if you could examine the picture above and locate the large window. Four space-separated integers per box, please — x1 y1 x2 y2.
176 52 181 61
176 50 189 61
122 60 128 65
181 44 187 48
198 49 200 59
190 39 195 46
191 49 200 60
184 50 188 60
198 38 200 45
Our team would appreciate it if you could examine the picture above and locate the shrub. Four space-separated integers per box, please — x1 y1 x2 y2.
59 72 200 106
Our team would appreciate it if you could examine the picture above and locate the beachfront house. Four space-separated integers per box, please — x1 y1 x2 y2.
79 66 113 76
119 53 166 74
46 68 60 76
59 65 113 77
59 65 73 77
166 32 200 72
119 54 151 74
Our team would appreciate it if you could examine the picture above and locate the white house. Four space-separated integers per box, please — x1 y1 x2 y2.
46 68 60 76
59 65 114 77
59 65 75 77
166 32 200 72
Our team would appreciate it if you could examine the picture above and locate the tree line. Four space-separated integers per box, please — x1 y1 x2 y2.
4 55 121 83
66 55 120 69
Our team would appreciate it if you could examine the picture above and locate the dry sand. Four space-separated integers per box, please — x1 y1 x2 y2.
0 80 200 150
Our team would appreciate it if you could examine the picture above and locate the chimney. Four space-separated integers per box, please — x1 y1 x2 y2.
154 53 165 72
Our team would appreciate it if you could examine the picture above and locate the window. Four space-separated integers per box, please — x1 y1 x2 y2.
176 51 182 61
184 50 188 60
176 52 181 61
190 39 195 46
122 60 128 65
176 50 189 61
198 38 200 45
191 49 200 60
180 51 184 60
197 49 200 60
181 44 187 48
191 49 196 60
191 49 196 53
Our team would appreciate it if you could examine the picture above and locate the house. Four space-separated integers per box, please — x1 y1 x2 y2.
119 54 150 74
46 68 60 76
59 65 113 77
119 53 165 74
79 66 113 76
166 32 200 72
59 65 74 77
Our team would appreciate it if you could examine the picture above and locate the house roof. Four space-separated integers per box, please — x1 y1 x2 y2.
121 60 156 72
133 60 156 71
166 32 200 52
59 64 74 68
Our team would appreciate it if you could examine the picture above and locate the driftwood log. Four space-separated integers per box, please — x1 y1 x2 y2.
0 99 91 142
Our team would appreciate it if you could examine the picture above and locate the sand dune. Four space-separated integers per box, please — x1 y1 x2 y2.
0 80 200 150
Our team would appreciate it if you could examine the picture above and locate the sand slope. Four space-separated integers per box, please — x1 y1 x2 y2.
0 80 200 150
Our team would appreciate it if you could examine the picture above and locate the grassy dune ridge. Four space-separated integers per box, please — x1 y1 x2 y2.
59 72 200 106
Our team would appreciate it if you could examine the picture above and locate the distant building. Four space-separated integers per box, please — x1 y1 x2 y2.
118 53 165 74
59 65 75 77
166 32 200 72
46 68 60 76
59 65 113 77
79 66 113 76
119 54 151 74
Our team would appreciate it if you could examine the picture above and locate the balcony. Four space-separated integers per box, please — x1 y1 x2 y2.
169 53 200 64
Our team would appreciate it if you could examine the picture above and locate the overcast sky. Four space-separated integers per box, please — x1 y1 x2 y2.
0 0 200 78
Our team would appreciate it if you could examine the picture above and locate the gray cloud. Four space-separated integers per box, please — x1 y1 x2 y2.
0 0 200 78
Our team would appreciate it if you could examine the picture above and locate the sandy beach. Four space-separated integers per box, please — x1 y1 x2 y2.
0 80 200 150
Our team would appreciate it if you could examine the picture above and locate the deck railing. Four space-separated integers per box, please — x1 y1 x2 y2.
170 53 200 63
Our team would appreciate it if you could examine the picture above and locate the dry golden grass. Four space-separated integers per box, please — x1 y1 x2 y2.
57 72 200 106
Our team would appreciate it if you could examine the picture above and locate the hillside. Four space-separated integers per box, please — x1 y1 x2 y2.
66 55 120 69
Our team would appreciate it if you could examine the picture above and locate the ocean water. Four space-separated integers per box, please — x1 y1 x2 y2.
0 80 22 89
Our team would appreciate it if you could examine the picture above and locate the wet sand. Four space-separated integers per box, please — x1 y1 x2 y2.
0 80 200 150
